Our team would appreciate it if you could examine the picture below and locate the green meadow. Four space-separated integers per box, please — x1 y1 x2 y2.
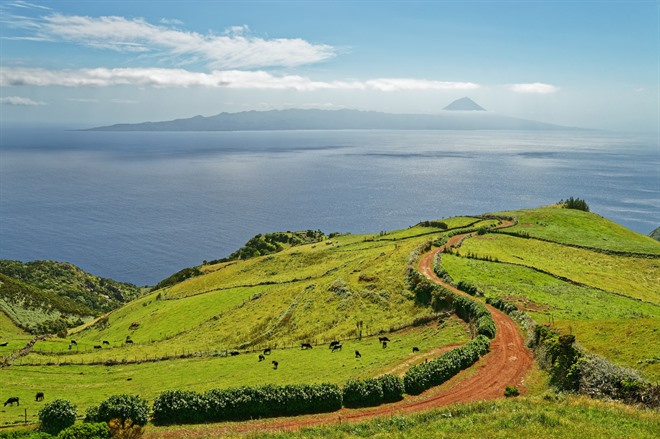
1 206 658 433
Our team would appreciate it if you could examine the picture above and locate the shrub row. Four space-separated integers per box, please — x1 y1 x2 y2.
403 335 491 395
342 374 405 408
529 324 659 408
431 285 496 339
152 383 342 425
485 297 518 315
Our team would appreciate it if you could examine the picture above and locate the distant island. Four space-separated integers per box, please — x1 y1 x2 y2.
89 97 579 132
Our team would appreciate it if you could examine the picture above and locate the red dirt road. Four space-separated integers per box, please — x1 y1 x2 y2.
146 228 533 438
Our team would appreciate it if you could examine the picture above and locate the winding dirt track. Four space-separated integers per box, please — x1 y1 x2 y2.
146 227 533 438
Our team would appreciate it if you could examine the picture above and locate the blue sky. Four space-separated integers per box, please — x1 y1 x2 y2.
1 0 658 131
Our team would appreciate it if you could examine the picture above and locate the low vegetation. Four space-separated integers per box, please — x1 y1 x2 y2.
1 205 658 436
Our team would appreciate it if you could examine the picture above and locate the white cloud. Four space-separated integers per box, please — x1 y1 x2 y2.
111 99 139 104
365 78 479 91
0 95 46 105
67 97 99 103
2 11 336 69
0 67 480 92
507 83 560 94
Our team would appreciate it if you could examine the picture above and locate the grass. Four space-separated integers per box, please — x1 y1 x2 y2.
0 320 468 426
2 206 658 434
141 395 659 438
457 234 659 303
497 206 660 255
441 253 660 380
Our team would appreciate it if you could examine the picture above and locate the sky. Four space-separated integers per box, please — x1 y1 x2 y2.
0 0 658 131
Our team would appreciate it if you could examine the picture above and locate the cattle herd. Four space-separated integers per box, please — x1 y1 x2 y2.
2 335 426 408
244 336 423 370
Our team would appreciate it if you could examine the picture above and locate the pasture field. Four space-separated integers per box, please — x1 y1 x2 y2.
27 220 497 361
498 206 660 255
0 320 468 426
457 234 659 303
441 251 660 380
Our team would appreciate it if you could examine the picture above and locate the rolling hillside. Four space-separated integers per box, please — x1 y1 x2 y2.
0 205 658 434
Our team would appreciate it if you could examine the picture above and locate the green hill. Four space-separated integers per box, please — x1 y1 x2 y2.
0 206 658 433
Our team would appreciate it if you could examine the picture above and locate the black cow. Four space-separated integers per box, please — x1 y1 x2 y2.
0 341 8 347
382 341 388 349
355 350 361 358
263 348 271 355
258 354 265 362
4 397 19 407
102 340 110 345
331 343 342 352
70 340 77 346
94 345 102 349
35 392 44 402
412 347 420 353
272 360 278 369
229 351 240 356
378 336 390 343
329 340 340 349
301 343 313 350
125 339 134 344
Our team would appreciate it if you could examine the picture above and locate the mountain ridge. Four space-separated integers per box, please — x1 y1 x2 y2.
89 106 580 132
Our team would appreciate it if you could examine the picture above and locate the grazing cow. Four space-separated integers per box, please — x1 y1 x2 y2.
229 350 240 356
70 340 77 346
258 354 265 362
94 345 102 349
329 340 340 349
301 343 313 350
125 339 134 344
35 392 44 402
4 397 19 407
355 350 361 358
0 341 8 347
102 340 110 345
382 341 387 349
378 336 390 343
331 343 342 352
68 344 72 350
412 347 420 353
263 348 271 355
272 360 278 369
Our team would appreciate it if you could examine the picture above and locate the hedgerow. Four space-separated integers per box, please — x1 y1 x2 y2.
152 383 342 425
343 378 384 408
404 335 491 395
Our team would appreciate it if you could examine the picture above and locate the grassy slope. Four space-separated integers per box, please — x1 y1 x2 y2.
208 397 659 439
500 206 660 254
441 207 660 380
2 207 657 431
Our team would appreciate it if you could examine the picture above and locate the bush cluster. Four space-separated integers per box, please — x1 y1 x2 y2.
431 287 496 339
403 335 491 395
528 324 659 408
485 297 518 315
38 399 77 435
342 374 404 408
152 383 342 425
84 394 149 426
456 280 479 296
561 197 590 212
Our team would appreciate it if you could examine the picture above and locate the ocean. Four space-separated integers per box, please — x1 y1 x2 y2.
1 127 658 286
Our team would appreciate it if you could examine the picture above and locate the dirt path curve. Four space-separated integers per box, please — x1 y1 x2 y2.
146 221 534 438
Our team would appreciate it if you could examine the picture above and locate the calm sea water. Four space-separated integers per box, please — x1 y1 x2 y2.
1 128 658 285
